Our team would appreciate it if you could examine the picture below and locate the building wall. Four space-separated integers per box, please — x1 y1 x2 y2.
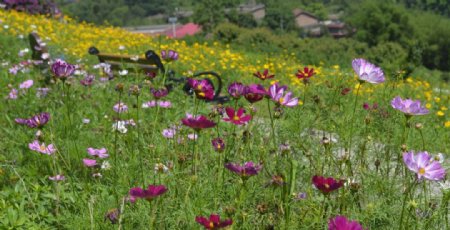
295 14 319 28
252 8 265 20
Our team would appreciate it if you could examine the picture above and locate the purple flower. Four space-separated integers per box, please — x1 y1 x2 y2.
129 185 168 202
352 58 385 84
87 147 109 158
161 50 179 62
36 88 50 98
80 74 95 86
268 83 298 107
49 174 65 181
225 161 262 179
158 101 172 108
150 87 169 99
113 102 128 113
403 151 446 181
142 100 157 108
391 96 429 116
196 214 232 229
83 158 97 167
328 216 363 230
244 84 266 103
19 79 33 89
15 112 50 128
162 128 176 138
188 78 215 100
227 82 245 99
211 137 225 152
8 88 18 99
51 59 75 80
181 114 216 131
28 140 56 155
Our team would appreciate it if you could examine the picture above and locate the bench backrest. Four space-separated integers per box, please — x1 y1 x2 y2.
88 46 160 75
29 32 50 64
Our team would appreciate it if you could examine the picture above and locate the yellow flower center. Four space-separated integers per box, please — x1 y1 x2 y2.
198 92 205 97
279 98 285 104
324 184 330 189
233 115 240 121
209 222 214 228
197 85 203 90
39 145 46 151
418 167 425 175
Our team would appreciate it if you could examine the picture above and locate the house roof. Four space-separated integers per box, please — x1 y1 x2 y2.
292 8 318 19
165 23 201 38
238 3 265 13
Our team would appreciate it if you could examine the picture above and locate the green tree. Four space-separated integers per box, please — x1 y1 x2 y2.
192 0 227 33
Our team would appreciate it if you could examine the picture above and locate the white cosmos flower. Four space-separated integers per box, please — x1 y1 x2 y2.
112 121 128 133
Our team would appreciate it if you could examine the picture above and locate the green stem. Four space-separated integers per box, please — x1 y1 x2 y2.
267 98 277 151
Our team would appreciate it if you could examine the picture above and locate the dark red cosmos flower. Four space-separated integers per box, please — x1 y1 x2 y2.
243 84 266 103
222 107 251 125
211 137 225 152
253 69 275 81
312 175 344 194
129 185 167 202
296 67 315 81
195 214 232 229
181 114 216 131
15 112 50 128
150 87 169 99
225 161 262 179
328 216 363 230
341 87 351 95
188 78 215 100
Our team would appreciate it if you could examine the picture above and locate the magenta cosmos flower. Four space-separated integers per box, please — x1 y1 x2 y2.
188 78 215 100
352 58 385 84
196 214 232 229
15 112 50 128
225 161 262 179
51 59 76 80
268 83 298 107
28 140 56 155
87 147 109 158
391 96 429 116
403 151 446 181
223 107 252 125
227 82 245 99
211 137 225 152
328 216 363 230
181 114 216 131
160 50 179 62
253 69 274 80
83 158 97 167
129 185 167 201
244 84 266 103
312 175 345 194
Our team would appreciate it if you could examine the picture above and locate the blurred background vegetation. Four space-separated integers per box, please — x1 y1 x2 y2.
50 0 449 80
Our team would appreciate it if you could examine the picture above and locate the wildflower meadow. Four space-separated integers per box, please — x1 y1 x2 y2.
0 9 450 230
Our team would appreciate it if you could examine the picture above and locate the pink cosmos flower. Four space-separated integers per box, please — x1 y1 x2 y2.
28 140 56 155
352 58 385 84
328 216 363 230
8 88 18 99
391 96 429 116
162 128 176 138
19 79 33 89
49 174 65 181
113 102 128 113
181 114 216 131
268 83 298 107
142 100 157 108
87 147 109 158
222 107 252 125
83 158 97 167
158 101 172 108
51 59 76 80
403 151 446 181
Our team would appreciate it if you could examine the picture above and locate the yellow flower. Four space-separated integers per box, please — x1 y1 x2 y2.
436 111 445 116
434 97 441 103
445 121 450 128
426 103 432 109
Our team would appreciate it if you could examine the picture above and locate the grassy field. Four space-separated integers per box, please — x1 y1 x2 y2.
0 10 449 229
